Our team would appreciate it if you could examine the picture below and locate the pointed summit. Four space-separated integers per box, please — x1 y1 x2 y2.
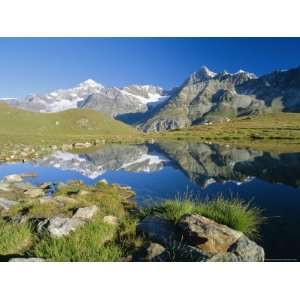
79 79 104 89
198 66 217 78
187 66 217 84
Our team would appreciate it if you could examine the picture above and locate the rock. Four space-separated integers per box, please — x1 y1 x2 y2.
73 206 99 221
19 173 38 178
62 144 73 151
13 182 34 190
38 196 53 204
0 198 18 210
99 179 108 185
145 243 166 261
24 188 45 198
103 215 118 225
47 216 84 238
39 182 52 189
178 214 242 254
53 195 77 203
73 142 92 149
4 174 23 183
137 216 177 247
208 252 241 262
78 190 89 196
9 257 45 262
0 182 12 192
120 185 132 190
228 234 265 262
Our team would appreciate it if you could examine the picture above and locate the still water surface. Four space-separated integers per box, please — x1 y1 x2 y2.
1 141 300 260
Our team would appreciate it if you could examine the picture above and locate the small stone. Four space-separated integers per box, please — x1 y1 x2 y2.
24 188 45 198
99 179 108 185
39 182 52 189
73 206 99 221
19 173 38 178
4 174 23 183
9 257 46 262
53 195 77 203
103 215 118 225
78 190 89 196
0 198 18 210
38 196 53 204
145 243 166 261
73 142 92 149
62 144 73 151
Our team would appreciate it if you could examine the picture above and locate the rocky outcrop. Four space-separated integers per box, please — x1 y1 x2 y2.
137 214 264 262
141 66 300 132
178 214 242 253
137 216 178 247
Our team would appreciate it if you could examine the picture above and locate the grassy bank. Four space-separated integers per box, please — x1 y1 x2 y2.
150 113 300 152
0 176 263 261
143 197 264 239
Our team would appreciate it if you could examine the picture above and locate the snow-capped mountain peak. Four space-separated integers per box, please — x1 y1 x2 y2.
78 79 104 89
233 69 257 79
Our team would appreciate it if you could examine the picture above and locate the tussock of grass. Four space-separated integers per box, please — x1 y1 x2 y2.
144 196 264 239
34 219 121 261
0 220 33 255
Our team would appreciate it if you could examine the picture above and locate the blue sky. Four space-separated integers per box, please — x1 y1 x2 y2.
1 38 300 98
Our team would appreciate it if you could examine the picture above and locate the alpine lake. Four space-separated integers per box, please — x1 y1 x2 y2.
0 140 300 261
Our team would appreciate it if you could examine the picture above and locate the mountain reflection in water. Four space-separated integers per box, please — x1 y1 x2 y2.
1 141 300 260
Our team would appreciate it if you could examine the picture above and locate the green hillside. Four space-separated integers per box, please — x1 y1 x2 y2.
0 102 138 145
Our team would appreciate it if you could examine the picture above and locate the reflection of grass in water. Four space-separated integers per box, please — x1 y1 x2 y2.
142 195 264 240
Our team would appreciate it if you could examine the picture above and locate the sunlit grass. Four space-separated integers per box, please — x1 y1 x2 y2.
143 195 264 239
0 220 33 256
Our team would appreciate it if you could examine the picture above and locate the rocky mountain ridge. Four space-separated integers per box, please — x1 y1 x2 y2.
141 66 300 131
3 65 300 131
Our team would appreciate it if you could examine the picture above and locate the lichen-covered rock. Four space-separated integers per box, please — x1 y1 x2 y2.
178 214 242 254
137 216 177 247
228 234 265 262
47 216 84 238
73 206 98 221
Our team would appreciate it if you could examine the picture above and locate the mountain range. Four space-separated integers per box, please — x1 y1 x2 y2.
3 65 300 131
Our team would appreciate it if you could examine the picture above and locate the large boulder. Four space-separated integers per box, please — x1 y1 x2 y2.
178 214 242 253
137 216 177 247
178 213 264 261
47 216 84 238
